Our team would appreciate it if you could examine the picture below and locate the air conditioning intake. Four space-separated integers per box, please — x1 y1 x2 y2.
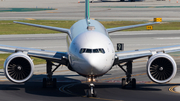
147 53 177 83
4 52 34 83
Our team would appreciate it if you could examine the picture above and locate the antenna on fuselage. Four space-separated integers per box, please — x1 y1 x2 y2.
85 0 90 26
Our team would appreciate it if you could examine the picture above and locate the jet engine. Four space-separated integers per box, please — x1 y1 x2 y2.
147 53 177 83
4 52 34 83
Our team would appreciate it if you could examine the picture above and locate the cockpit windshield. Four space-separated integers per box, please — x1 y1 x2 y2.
86 49 92 53
93 49 99 53
79 48 105 54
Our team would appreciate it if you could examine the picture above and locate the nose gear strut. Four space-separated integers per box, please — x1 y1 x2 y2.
86 76 97 97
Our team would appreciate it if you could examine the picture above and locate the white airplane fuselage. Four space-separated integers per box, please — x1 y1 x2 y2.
68 19 115 77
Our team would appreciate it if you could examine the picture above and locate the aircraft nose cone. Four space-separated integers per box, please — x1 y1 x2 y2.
85 55 106 75
87 58 98 69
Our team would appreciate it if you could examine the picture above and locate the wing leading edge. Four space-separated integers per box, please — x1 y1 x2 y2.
0 44 68 63
115 45 180 63
13 21 70 35
107 22 160 33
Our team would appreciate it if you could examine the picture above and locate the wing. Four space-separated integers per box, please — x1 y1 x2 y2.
115 45 180 63
13 21 70 35
0 44 68 63
107 22 160 33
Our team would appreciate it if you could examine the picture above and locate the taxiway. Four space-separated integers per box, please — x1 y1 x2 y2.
0 0 180 100
0 0 180 21
0 30 180 101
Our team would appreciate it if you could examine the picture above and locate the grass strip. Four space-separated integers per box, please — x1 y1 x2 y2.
0 20 180 35
0 20 180 68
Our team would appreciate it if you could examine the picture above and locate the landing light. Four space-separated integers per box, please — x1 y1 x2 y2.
88 78 96 82
88 78 91 82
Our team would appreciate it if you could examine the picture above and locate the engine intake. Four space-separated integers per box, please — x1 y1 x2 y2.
147 53 177 83
4 52 34 83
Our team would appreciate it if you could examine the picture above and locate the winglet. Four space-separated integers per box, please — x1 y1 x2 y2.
85 0 90 26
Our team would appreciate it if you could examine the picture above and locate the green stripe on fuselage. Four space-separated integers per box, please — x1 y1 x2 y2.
85 0 90 26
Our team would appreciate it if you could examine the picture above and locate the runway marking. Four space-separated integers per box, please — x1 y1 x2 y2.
0 79 8 82
169 86 180 94
59 83 78 95
155 37 180 40
0 69 70 82
58 72 157 101
59 82 125 101
35 69 70 75
145 81 154 84
99 73 147 82
25 18 35 20
80 73 144 83
127 43 180 46
47 12 59 13
148 19 153 21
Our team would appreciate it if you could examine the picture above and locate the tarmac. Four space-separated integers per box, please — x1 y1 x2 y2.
0 30 180 95
0 0 180 21
0 0 180 100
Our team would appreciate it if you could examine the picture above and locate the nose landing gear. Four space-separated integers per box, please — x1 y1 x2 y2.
86 76 97 97
86 83 97 97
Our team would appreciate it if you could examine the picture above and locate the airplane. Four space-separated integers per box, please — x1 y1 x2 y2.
0 0 179 97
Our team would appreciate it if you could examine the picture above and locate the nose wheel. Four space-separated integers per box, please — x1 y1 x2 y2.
132 78 136 88
86 83 97 97
86 77 97 97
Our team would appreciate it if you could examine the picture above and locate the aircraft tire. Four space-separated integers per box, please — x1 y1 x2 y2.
86 89 92 97
93 90 97 97
53 78 57 88
43 78 47 88
122 78 126 89
132 78 136 89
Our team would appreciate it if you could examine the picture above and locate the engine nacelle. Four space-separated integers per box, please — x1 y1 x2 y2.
4 52 34 83
147 53 177 83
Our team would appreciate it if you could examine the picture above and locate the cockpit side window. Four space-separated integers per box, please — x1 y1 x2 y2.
99 48 105 54
79 48 86 53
